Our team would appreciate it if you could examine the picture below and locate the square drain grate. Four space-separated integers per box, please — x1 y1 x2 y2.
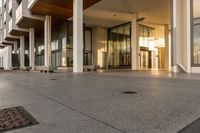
0 106 39 132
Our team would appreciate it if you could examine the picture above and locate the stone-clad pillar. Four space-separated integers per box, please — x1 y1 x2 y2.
73 0 83 72
44 15 52 67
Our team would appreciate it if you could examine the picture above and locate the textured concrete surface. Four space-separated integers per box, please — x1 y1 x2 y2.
0 70 200 133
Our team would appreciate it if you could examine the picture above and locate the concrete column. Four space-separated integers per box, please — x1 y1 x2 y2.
29 28 35 70
164 24 169 69
7 46 12 70
172 0 182 73
73 0 83 72
20 35 25 67
13 41 18 54
172 0 191 73
131 13 140 70
186 0 191 73
44 15 52 67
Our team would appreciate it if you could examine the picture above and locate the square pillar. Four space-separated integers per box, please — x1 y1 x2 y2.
44 15 52 67
73 0 83 72
29 28 35 70
172 0 191 73
13 41 18 54
186 0 191 73
20 35 25 67
164 24 169 69
131 14 140 70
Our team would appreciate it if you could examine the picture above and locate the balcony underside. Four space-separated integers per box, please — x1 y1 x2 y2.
9 29 29 37
17 17 44 29
1 40 14 45
29 0 101 19
4 36 19 42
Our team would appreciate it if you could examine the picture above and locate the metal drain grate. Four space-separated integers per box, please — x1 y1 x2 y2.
0 106 39 132
50 79 57 80
122 91 138 95
178 117 200 133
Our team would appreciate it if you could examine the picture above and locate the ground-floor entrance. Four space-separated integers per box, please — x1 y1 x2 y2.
106 22 170 70
33 21 170 71
140 49 152 69
30 0 172 72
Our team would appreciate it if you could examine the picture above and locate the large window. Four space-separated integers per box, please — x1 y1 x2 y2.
84 27 93 65
35 33 44 66
139 25 155 69
108 23 131 69
35 21 92 67
35 21 73 67
139 25 154 48
192 0 200 65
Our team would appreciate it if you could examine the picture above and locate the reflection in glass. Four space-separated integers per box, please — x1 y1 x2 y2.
193 0 200 65
139 25 155 69
84 28 92 65
108 23 131 68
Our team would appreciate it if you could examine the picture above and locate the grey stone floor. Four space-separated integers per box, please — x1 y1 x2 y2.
0 70 200 133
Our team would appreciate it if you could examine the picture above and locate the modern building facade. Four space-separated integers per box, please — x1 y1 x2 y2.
0 0 199 73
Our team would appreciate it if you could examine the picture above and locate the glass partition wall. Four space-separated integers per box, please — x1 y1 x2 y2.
192 0 200 65
108 23 131 69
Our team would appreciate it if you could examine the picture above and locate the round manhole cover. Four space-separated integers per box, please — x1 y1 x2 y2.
122 91 138 95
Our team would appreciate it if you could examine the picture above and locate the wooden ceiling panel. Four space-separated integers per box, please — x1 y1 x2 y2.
30 0 102 19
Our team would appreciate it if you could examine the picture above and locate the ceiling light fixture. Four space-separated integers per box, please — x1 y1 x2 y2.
137 17 145 22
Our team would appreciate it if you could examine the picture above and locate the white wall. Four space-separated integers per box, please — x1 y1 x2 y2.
0 46 12 70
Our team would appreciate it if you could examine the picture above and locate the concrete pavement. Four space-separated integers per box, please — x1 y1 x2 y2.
0 71 200 133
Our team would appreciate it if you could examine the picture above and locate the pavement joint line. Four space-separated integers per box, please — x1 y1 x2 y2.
6 78 128 133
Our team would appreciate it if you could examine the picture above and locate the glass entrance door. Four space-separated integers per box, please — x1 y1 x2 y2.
140 49 152 69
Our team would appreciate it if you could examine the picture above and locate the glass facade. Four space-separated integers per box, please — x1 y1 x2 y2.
35 33 44 66
139 25 155 69
108 23 131 69
139 25 154 48
192 0 200 65
84 27 92 65
35 21 92 67
35 21 73 67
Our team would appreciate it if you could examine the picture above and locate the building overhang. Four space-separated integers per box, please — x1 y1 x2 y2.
0 44 6 48
16 16 44 29
4 35 20 42
28 0 102 19
1 40 14 45
16 1 45 29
